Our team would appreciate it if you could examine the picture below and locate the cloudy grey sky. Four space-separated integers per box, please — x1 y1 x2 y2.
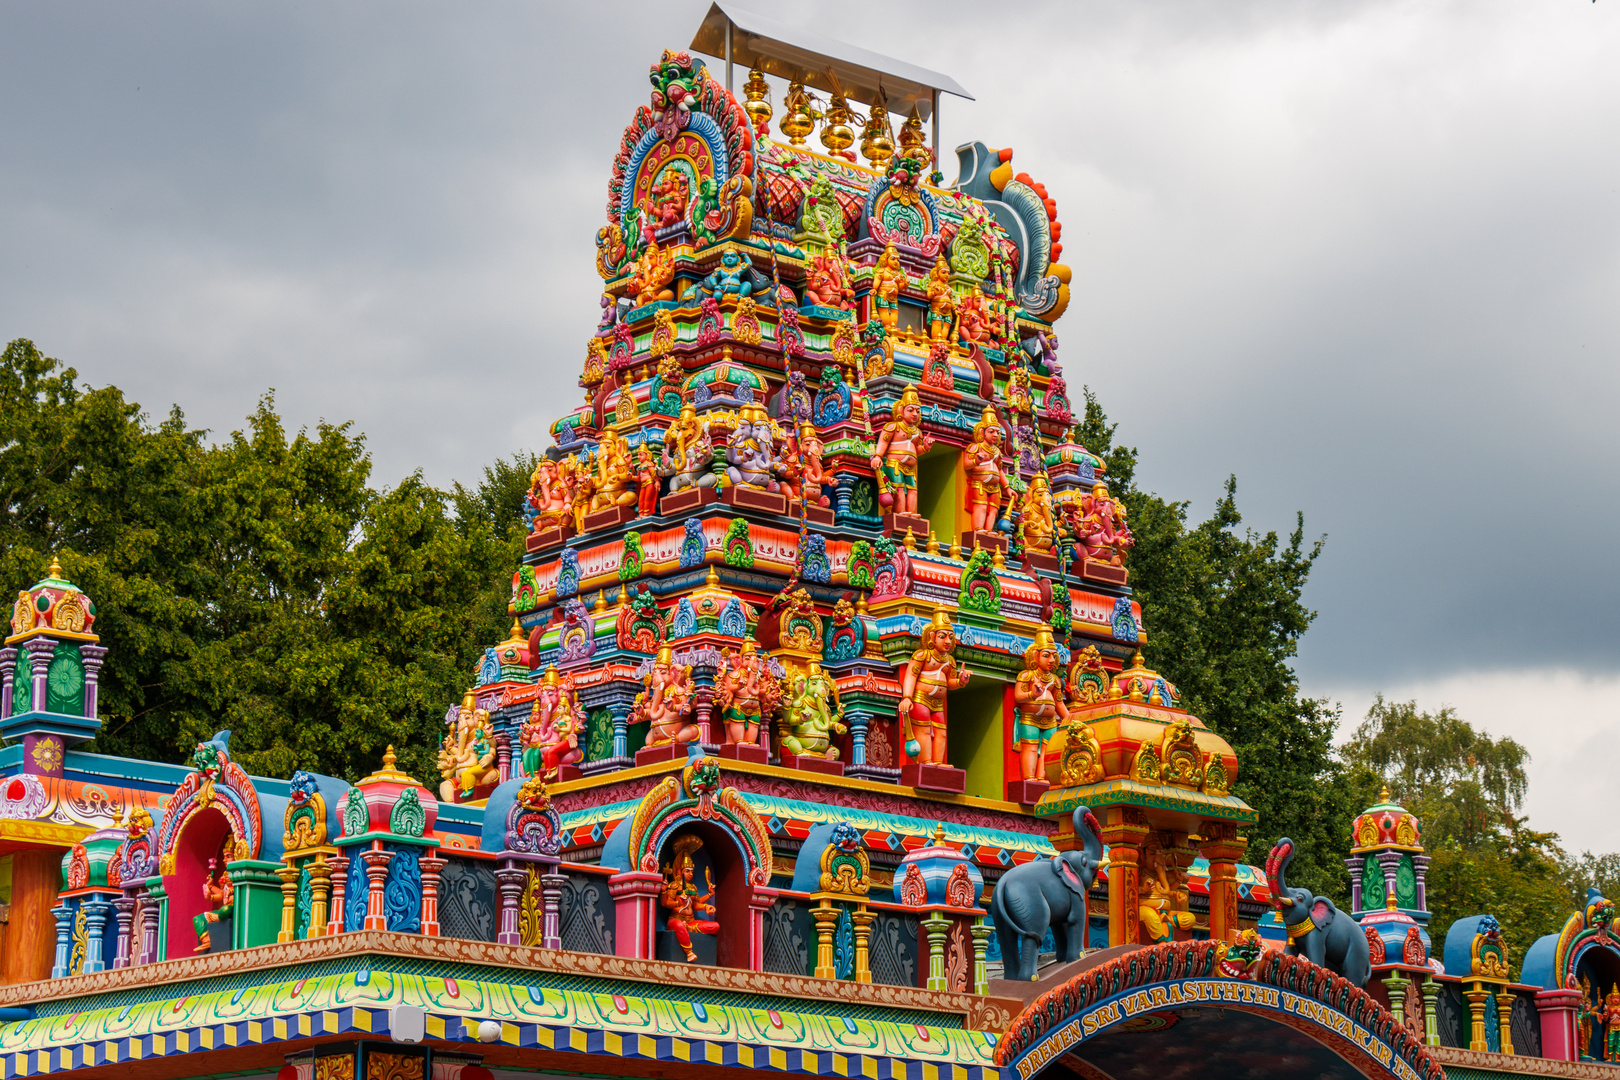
3 2 1616 848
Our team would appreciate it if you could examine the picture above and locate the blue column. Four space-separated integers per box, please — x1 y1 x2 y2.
50 903 73 978
611 702 632 759
847 709 870 766
81 899 114 974
835 474 855 516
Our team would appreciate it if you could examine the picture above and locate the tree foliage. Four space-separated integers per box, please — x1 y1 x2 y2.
1074 389 1356 895
0 339 512 781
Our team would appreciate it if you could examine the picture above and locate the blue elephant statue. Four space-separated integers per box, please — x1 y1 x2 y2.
1265 836 1371 987
990 806 1103 981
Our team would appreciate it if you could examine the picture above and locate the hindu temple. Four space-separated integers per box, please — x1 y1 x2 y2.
2 7 1617 1080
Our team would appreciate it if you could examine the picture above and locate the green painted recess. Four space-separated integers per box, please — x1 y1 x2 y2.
947 681 1005 801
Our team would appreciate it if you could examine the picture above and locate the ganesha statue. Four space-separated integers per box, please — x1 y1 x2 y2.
803 250 854 309
631 645 698 747
520 667 584 781
725 404 780 491
781 661 847 760
662 405 717 493
438 691 501 802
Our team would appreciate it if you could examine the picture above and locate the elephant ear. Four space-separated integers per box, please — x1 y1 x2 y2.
1311 899 1335 931
1053 856 1088 897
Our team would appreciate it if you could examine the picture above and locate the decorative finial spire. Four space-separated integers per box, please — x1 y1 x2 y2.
384 745 397 769
932 822 947 846
593 590 606 612
1378 784 1392 804
706 565 719 586
47 555 62 579
1130 649 1145 669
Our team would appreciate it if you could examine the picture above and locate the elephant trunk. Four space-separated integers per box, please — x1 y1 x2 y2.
1264 837 1309 923
1073 806 1102 869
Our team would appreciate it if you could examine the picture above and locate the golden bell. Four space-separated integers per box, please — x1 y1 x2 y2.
820 102 854 155
861 103 895 167
779 82 816 146
743 68 772 130
899 103 927 159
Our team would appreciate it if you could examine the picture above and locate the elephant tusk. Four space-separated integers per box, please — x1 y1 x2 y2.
1276 896 1294 907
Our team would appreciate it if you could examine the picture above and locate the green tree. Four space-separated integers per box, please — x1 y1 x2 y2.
0 339 505 783
1340 698 1585 976
1074 389 1356 896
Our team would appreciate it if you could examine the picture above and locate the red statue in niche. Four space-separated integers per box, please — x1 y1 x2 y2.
660 834 718 962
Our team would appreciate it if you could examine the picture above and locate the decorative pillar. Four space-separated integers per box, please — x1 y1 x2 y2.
851 904 875 984
1100 809 1149 947
1412 854 1431 911
607 871 664 960
0 646 15 719
138 891 162 965
835 474 855 516
360 848 391 931
25 638 58 713
79 644 108 719
276 863 301 942
81 899 114 974
1422 977 1441 1047
811 900 840 979
540 871 567 950
111 896 136 969
1464 984 1491 1051
419 855 447 937
494 864 529 946
308 858 332 938
1377 851 1402 910
1496 989 1515 1055
970 918 992 996
921 911 950 991
611 702 632 761
1198 821 1246 943
1534 987 1584 1061
50 903 73 978
326 856 350 936
495 731 512 786
1382 970 1409 1027
747 885 777 972
1345 856 1364 914
848 710 869 766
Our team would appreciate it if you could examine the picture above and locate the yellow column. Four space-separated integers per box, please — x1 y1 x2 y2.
1100 808 1149 947
851 905 875 983
811 900 840 979
275 863 300 943
1495 989 1515 1055
1464 983 1491 1051
1199 821 1247 942
308 856 332 939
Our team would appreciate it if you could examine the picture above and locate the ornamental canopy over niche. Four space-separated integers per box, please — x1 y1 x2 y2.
6 556 97 644
1350 785 1423 854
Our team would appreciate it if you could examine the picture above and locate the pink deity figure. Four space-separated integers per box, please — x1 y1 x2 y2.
527 458 573 532
962 406 1009 533
1073 482 1134 566
650 171 689 228
802 251 854 309
1012 625 1068 782
715 641 776 746
633 645 698 747
633 444 661 517
629 238 675 306
869 385 931 514
955 292 991 346
797 423 830 508
897 609 970 766
521 668 583 780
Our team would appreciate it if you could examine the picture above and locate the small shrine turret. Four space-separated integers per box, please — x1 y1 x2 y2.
1 556 109 776
331 747 446 936
1347 786 1434 967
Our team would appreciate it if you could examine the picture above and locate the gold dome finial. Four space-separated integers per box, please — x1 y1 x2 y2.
932 821 947 846
1378 784 1392 804
383 745 397 769
706 564 720 586
593 590 607 612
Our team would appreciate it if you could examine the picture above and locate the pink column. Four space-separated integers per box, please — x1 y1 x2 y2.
111 896 136 968
1535 988 1584 1061
494 865 528 945
607 872 664 960
360 848 391 931
137 892 160 964
418 855 447 937
327 856 350 935
747 886 779 972
540 871 567 950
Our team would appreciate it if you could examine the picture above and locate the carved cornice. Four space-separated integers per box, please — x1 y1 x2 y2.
1430 1046 1619 1078
0 929 1021 1031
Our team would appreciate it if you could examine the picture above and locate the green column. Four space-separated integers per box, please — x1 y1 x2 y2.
970 919 993 996
1422 977 1441 1047
226 859 289 950
921 912 950 992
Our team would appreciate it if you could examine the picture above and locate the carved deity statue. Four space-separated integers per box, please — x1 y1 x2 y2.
1020 474 1057 556
192 847 235 953
715 640 777 746
898 609 970 766
629 238 675 306
650 171 689 229
662 404 716 493
527 457 574 532
589 430 638 512
870 243 906 332
633 444 661 517
956 290 991 346
781 661 848 760
1069 482 1135 567
869 385 932 515
725 403 780 491
632 645 698 747
963 406 1009 534
924 255 956 341
1139 839 1198 944
438 691 500 802
1013 625 1069 781
660 834 718 962
803 249 854 310
520 667 583 780
698 248 753 300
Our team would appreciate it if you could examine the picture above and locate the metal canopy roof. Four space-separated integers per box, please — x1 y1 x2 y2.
690 2 973 119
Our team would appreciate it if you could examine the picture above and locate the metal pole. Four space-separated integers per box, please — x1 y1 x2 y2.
931 89 940 173
726 22 734 93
